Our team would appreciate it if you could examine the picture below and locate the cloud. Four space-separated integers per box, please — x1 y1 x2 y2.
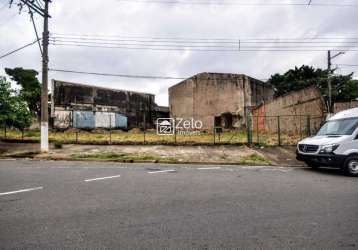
0 0 357 105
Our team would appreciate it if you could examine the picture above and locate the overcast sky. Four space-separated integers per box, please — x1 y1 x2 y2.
1 0 357 106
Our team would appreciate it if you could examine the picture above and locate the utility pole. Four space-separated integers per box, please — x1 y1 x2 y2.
327 50 344 116
41 0 49 152
327 50 332 115
10 0 51 152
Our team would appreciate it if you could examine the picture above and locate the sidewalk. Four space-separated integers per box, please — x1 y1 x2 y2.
0 142 304 167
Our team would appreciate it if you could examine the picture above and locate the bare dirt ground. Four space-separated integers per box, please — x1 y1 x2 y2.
0 142 302 166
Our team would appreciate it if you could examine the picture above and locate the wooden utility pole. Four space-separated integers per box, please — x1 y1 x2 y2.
41 0 49 152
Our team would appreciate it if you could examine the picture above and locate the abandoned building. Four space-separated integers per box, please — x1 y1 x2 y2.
169 72 275 130
51 80 168 129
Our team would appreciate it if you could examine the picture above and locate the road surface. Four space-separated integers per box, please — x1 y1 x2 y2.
0 159 357 249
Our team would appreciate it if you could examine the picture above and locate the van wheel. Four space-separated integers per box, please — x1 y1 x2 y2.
305 161 320 169
342 156 358 176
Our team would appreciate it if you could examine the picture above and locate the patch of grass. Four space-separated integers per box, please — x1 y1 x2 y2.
4 129 304 145
71 152 178 163
240 153 270 165
3 151 40 158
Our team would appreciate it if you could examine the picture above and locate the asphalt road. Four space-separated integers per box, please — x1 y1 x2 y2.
0 160 357 250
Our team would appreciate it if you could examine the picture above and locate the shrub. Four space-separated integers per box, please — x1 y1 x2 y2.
54 141 63 149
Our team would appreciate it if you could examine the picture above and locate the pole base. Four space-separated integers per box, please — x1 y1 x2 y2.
41 122 49 152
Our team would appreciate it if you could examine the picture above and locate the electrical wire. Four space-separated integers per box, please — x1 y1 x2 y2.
0 39 39 59
116 0 358 7
49 68 270 82
337 64 358 67
49 68 187 80
49 33 358 52
49 42 358 52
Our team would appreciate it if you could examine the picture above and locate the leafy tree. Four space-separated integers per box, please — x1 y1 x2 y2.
0 77 15 128
0 76 32 134
5 67 41 119
11 96 32 132
268 65 358 111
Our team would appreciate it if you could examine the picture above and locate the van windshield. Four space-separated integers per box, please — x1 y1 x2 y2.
317 117 358 136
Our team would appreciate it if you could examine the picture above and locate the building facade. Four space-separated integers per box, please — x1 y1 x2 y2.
51 80 164 129
169 73 274 130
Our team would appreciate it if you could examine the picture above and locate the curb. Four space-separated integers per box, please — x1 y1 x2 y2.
30 155 306 168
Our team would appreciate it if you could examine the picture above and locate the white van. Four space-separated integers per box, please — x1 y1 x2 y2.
296 107 358 176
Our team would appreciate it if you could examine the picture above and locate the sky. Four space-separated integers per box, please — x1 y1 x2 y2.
0 0 357 106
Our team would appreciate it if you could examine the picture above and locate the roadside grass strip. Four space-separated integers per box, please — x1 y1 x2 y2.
197 167 222 170
84 175 121 182
148 169 177 174
0 187 43 196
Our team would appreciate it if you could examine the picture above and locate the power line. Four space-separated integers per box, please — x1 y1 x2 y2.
49 68 270 81
116 0 358 7
50 36 358 44
49 68 187 80
50 32 358 41
0 39 39 60
337 64 358 67
50 42 358 52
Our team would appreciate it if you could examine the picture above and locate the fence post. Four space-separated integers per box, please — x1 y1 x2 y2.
307 115 311 137
76 131 78 144
143 112 146 144
246 113 252 145
213 127 216 145
256 115 259 144
109 114 112 145
277 116 281 146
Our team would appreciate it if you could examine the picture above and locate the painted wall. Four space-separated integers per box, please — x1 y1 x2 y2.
53 110 128 129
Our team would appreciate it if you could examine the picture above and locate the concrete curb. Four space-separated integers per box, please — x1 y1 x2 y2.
29 155 306 168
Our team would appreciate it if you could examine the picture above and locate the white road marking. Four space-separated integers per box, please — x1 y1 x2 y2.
84 175 121 182
148 169 177 174
0 187 43 196
197 167 222 170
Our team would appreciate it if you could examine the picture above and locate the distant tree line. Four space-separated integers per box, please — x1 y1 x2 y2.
268 65 358 111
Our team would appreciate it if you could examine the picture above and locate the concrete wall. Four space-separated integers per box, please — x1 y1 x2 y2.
169 73 274 130
52 80 155 129
252 86 325 134
334 101 358 113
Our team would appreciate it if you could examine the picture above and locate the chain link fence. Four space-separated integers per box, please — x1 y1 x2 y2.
1 114 325 146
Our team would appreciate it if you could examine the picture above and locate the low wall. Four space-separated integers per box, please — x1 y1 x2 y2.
252 86 325 134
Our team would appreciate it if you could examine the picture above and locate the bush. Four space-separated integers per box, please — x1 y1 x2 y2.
54 141 63 149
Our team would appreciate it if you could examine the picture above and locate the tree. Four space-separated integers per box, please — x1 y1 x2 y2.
11 96 32 133
0 77 15 129
268 65 358 110
5 67 41 119
0 76 32 136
